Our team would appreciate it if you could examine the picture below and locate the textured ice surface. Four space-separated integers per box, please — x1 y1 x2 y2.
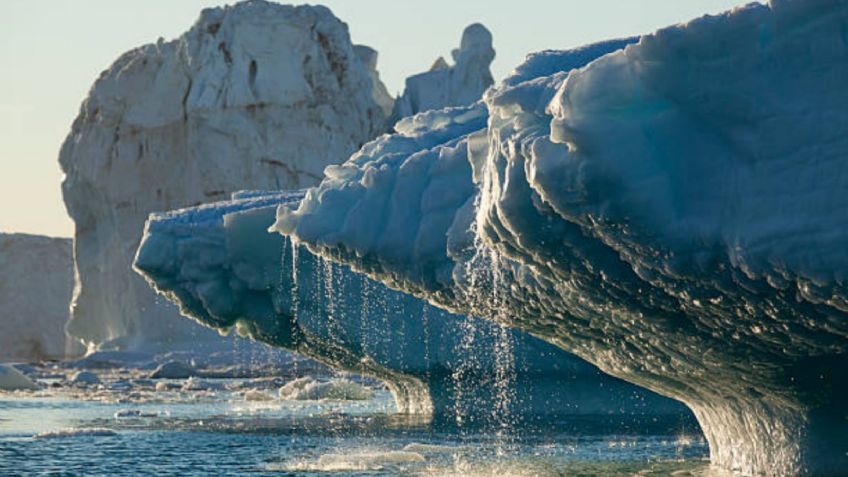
389 24 495 125
278 377 374 401
59 1 387 351
274 1 848 474
135 190 688 421
0 234 76 361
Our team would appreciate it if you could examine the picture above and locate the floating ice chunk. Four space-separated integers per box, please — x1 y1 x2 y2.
278 377 374 401
0 364 39 391
34 428 117 439
69 371 101 386
114 409 159 419
155 381 179 392
181 376 215 391
242 389 274 401
149 361 196 379
279 450 425 472
401 443 463 453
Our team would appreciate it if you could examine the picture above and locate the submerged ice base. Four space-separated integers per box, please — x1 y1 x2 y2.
135 191 689 423
274 2 848 475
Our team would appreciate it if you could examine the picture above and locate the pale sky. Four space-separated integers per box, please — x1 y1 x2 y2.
1 0 750 238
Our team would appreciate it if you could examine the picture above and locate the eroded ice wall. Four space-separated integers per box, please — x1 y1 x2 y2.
275 2 848 474
0 234 76 361
59 1 386 351
135 191 688 422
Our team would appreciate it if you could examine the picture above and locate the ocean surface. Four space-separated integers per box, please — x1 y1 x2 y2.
0 362 718 476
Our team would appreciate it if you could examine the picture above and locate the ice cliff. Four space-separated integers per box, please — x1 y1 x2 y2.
0 234 75 361
354 45 395 119
58 1 387 350
135 191 688 422
274 1 848 475
388 23 495 125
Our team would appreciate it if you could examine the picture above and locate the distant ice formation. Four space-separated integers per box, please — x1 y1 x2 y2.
0 233 76 361
388 23 496 125
354 45 395 118
273 1 848 474
135 189 688 421
0 364 40 391
58 1 387 351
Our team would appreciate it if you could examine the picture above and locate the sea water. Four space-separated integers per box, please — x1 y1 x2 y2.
0 366 721 477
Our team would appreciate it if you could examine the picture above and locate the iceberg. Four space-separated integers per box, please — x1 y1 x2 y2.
58 1 387 351
388 23 496 125
0 233 77 361
273 1 848 474
135 190 688 421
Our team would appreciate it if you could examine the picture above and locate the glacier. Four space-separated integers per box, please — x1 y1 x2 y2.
0 234 78 362
273 1 848 475
58 1 387 351
135 190 689 422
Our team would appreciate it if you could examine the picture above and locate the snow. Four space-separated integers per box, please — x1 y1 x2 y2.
388 24 495 125
58 1 387 351
0 234 77 362
135 190 687 420
270 1 848 474
0 364 40 391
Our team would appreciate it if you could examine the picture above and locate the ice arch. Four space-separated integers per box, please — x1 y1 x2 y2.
274 2 848 474
135 191 689 423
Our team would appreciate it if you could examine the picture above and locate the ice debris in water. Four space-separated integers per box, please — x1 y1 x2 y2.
278 377 374 401
114 409 160 419
149 361 196 379
242 389 274 402
278 451 426 472
69 371 101 386
34 428 117 439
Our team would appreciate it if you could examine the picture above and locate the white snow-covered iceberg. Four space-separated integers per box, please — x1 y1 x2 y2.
135 190 688 422
0 234 78 362
58 1 388 351
274 1 848 475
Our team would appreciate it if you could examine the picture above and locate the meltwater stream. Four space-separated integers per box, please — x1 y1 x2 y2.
0 362 713 477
